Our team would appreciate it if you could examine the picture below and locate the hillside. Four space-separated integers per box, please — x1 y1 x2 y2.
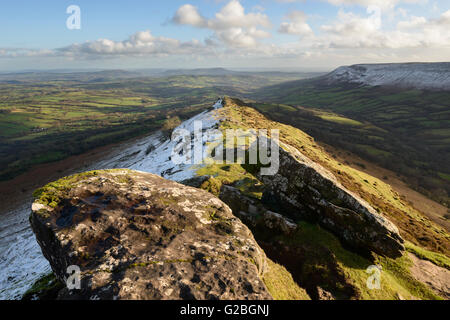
21 98 450 300
0 72 313 182
323 63 450 91
250 64 450 207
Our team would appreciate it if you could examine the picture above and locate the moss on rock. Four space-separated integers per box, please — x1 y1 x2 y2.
22 273 64 300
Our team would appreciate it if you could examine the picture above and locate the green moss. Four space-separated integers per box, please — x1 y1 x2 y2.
263 259 311 300
277 221 442 300
196 163 263 199
375 254 442 300
32 169 133 211
199 99 448 300
128 259 192 269
405 242 450 270
207 208 234 236
200 177 222 197
22 273 64 300
33 170 100 209
114 174 132 185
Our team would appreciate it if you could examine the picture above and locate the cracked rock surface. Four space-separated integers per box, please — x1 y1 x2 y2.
258 142 405 258
30 169 272 300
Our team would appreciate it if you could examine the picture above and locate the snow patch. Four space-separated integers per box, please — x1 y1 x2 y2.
325 63 450 90
0 99 223 299
91 98 223 181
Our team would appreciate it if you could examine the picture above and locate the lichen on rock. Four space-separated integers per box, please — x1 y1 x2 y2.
30 169 272 300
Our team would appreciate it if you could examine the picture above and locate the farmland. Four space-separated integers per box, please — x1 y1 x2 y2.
0 71 313 181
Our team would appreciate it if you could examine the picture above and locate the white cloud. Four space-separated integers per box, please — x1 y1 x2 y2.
397 16 427 29
172 4 207 28
276 0 425 10
211 0 271 30
56 30 209 58
278 11 313 36
322 0 426 10
172 0 271 48
318 9 450 49
2 2 450 69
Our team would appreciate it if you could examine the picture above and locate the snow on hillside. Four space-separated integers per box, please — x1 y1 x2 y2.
93 98 224 181
0 99 223 299
324 63 450 90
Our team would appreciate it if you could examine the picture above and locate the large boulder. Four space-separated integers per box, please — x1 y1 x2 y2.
30 169 272 300
256 142 405 258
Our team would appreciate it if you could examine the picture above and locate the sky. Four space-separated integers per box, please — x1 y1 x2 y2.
0 0 449 71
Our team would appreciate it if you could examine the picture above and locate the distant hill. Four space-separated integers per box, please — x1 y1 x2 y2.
0 69 141 82
321 63 450 90
0 68 323 83
157 67 324 79
159 67 236 77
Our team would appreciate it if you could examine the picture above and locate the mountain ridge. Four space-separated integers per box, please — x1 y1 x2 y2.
321 62 450 90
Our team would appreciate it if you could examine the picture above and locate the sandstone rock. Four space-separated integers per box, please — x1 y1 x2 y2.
180 175 211 188
219 185 298 236
257 142 405 258
316 287 335 300
30 169 272 300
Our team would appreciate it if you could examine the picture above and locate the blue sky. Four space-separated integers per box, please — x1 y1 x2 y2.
1 0 449 71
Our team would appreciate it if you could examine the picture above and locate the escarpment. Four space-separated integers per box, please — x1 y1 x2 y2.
30 169 272 300
257 143 405 258
215 98 404 258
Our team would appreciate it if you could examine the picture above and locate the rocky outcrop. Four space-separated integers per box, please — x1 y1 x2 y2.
256 142 405 258
30 169 272 300
219 185 298 236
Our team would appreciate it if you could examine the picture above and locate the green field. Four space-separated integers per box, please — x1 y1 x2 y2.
0 72 309 181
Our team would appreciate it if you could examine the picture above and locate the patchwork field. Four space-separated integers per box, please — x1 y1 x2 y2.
0 72 314 181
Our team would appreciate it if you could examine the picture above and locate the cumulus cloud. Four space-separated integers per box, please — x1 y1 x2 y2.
277 0 427 11
172 0 271 48
278 11 313 36
323 0 425 10
56 30 209 58
2 1 449 68
172 4 206 28
211 0 271 30
318 9 450 49
0 31 211 60
397 16 427 29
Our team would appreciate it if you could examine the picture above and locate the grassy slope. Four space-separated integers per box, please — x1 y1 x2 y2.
220 98 450 256
194 97 450 300
263 259 311 300
250 81 450 207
